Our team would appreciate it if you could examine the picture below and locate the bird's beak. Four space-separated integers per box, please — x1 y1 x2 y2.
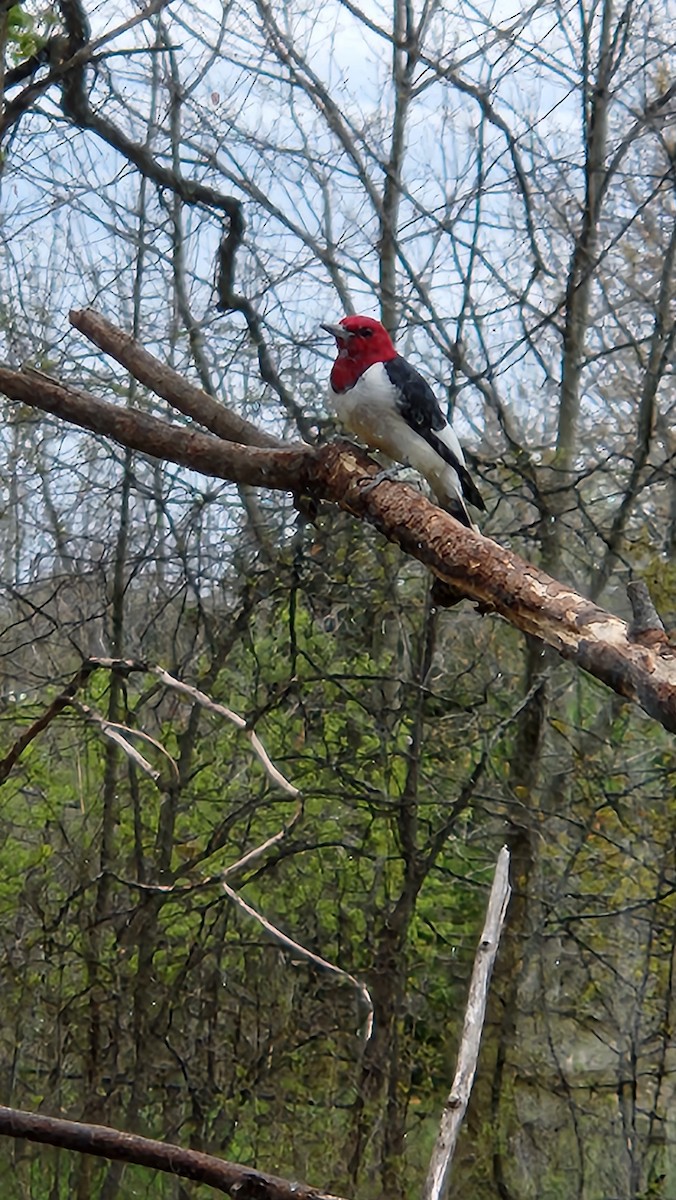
321 322 353 341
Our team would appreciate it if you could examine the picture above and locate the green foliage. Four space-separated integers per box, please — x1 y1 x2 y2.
0 521 503 1196
5 4 43 63
1 500 675 1199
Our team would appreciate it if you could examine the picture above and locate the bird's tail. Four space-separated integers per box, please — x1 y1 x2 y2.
427 463 479 529
442 495 477 530
426 463 480 529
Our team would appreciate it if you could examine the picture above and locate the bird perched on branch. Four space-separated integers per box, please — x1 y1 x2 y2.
321 315 484 528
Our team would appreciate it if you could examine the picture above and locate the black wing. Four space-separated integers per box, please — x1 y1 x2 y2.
384 357 485 511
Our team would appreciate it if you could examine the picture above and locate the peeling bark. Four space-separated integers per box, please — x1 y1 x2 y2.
315 444 676 730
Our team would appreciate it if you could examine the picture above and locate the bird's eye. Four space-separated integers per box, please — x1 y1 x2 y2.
360 328 373 338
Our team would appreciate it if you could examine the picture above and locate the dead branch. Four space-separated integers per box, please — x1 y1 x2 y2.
149 665 300 796
0 658 300 802
1 367 313 488
69 308 280 449
222 797 304 879
0 1106 348 1200
3 364 676 734
221 880 374 1040
0 660 98 785
71 699 177 785
423 846 511 1200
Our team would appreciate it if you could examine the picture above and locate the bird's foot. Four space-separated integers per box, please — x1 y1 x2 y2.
361 464 408 495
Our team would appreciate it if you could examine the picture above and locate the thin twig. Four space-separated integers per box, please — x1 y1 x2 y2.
72 700 166 784
150 665 300 796
222 798 304 878
0 661 98 785
221 881 374 1041
0 655 302 805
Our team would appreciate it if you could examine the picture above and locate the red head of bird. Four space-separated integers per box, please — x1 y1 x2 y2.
321 315 397 391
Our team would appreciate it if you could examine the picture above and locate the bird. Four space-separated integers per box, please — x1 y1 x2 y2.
321 314 485 527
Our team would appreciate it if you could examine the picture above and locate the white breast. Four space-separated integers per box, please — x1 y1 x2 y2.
329 363 404 456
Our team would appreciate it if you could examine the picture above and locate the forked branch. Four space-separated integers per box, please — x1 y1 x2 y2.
2 322 676 734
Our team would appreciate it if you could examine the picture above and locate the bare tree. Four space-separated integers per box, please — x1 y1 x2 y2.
1 0 676 1196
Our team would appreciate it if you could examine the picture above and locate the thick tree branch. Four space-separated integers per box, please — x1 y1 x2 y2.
0 1106 347 1200
0 368 312 488
69 308 280 449
2 366 676 733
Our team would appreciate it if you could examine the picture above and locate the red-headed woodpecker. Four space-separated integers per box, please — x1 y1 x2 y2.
321 315 485 527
